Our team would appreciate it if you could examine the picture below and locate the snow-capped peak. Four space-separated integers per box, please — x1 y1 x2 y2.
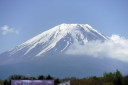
8 24 107 57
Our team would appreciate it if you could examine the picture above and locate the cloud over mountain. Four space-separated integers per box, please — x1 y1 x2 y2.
0 24 128 79
66 35 128 62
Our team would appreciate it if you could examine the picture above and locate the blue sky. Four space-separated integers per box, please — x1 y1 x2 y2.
0 0 128 53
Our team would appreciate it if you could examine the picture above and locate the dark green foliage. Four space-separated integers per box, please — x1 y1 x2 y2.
123 75 128 85
103 70 123 85
38 75 45 80
4 80 9 85
46 75 53 80
8 75 28 80
54 78 60 85
0 70 128 85
29 77 36 80
114 70 123 85
2 75 37 85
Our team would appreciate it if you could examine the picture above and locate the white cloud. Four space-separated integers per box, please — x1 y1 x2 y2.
1 25 19 35
66 35 128 62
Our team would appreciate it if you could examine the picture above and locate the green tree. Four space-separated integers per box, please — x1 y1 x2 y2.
123 75 128 85
54 78 60 85
29 77 36 80
46 75 53 80
114 70 123 85
4 80 10 85
103 70 123 85
38 75 45 80
103 72 115 82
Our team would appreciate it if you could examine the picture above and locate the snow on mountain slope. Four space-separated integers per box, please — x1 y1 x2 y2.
3 24 107 57
1 24 128 79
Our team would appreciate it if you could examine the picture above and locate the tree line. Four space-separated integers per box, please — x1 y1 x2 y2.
0 70 128 85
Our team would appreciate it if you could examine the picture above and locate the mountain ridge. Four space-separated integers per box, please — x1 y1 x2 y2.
3 24 107 58
0 24 128 79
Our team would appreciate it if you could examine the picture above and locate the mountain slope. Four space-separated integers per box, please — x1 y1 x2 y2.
1 24 127 79
1 24 107 58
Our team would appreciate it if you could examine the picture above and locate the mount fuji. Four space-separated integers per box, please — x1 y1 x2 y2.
0 24 107 58
0 24 128 79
